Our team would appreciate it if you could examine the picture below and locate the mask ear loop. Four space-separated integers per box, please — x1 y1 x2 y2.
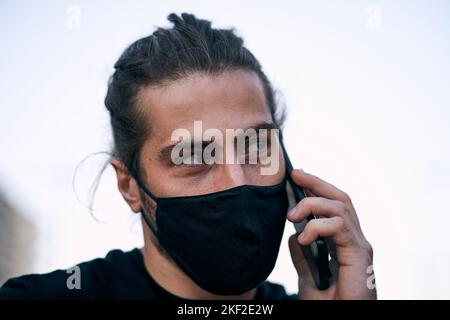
129 152 159 236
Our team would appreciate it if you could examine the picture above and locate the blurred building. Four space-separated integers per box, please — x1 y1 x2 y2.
0 190 35 286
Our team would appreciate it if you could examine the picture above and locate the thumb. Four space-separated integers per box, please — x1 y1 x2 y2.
288 234 315 287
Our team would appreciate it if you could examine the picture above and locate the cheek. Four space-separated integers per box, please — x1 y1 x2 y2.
245 167 279 185
243 157 286 185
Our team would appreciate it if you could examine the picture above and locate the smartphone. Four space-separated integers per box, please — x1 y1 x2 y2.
280 142 332 290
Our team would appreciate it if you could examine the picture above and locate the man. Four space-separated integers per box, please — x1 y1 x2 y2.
0 12 375 300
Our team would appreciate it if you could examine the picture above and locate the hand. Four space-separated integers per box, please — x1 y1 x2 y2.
287 169 376 300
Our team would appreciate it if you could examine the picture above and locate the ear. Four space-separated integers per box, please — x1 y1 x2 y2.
110 158 142 213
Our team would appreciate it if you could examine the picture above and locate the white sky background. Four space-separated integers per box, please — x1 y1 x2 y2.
0 0 449 299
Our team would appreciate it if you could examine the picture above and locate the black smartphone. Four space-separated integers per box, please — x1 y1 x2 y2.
280 141 332 290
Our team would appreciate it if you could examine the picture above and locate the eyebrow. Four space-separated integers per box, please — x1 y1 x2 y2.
158 140 214 162
157 121 278 162
242 121 278 135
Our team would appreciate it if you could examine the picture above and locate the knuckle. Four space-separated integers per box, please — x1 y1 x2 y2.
334 200 348 215
298 197 315 215
340 191 352 204
334 216 346 231
361 240 374 257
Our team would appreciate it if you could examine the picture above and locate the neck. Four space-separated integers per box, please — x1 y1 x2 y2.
140 220 256 300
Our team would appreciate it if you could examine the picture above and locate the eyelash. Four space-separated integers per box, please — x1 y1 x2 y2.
176 146 271 169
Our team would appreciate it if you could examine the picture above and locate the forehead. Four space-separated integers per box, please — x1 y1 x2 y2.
137 69 273 145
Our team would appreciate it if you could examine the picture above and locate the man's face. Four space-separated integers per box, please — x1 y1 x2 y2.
137 69 285 198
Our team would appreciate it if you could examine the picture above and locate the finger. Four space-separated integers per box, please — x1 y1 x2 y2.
298 217 353 248
300 178 360 226
302 189 329 220
292 169 351 203
287 197 348 222
288 234 315 286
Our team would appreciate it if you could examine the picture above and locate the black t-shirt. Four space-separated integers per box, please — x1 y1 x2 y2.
0 248 297 300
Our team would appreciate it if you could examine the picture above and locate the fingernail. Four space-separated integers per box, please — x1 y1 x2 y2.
287 208 296 218
298 168 305 174
298 232 305 241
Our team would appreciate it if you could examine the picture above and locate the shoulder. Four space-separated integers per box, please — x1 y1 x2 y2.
0 248 141 300
255 281 298 300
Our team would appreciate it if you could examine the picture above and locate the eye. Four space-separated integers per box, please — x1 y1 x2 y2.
243 136 271 164
182 151 203 165
246 139 259 158
257 139 270 154
177 150 213 177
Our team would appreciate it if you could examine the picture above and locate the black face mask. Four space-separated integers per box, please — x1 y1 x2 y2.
131 157 289 296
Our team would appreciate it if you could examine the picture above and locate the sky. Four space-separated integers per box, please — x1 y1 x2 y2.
0 0 449 299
